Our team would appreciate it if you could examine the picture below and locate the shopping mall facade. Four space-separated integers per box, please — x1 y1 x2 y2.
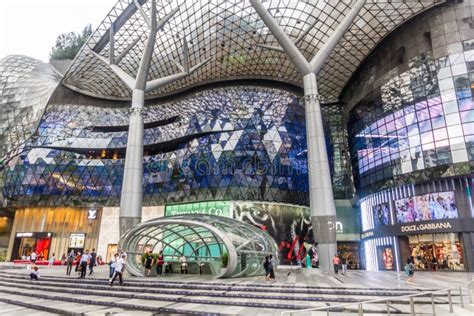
0 0 473 273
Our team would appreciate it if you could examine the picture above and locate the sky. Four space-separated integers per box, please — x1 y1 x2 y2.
0 0 117 62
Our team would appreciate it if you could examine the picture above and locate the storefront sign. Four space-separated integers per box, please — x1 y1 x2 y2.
165 201 232 217
16 232 52 238
364 218 474 239
400 222 452 233
87 208 98 220
361 231 374 239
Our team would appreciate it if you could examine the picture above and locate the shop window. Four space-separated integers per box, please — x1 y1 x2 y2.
408 233 465 271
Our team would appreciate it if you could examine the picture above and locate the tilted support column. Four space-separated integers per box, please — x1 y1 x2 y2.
119 89 145 235
303 73 337 271
250 0 365 272
93 1 210 237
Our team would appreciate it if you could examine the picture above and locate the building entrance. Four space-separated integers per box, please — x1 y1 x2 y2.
407 233 465 271
11 232 52 260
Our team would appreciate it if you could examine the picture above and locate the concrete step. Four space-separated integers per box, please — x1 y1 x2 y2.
0 285 219 315
0 270 469 315
0 275 456 314
0 274 454 307
0 270 431 292
0 271 429 297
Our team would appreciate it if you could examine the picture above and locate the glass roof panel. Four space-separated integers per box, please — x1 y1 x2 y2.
62 0 441 101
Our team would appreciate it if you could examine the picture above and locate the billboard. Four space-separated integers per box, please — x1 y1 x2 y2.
376 245 395 270
233 201 313 265
164 200 360 265
395 191 458 224
373 202 390 227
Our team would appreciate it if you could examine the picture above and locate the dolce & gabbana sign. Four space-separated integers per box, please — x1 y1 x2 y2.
363 218 474 239
400 222 452 233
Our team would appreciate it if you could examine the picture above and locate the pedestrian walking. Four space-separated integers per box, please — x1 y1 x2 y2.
89 248 97 275
340 255 347 275
144 251 153 276
405 258 415 284
156 252 164 276
109 253 125 286
30 251 37 264
48 253 56 266
108 254 116 278
268 254 276 282
263 255 270 281
332 254 340 274
66 250 75 275
179 254 188 274
75 252 82 273
79 249 91 279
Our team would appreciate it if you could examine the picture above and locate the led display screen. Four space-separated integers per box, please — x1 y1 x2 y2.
377 245 395 270
373 202 390 227
395 191 458 224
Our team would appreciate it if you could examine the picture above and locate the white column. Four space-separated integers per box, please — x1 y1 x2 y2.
119 89 145 236
303 73 337 272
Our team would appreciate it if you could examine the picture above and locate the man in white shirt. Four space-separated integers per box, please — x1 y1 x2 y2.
109 254 125 286
179 255 188 274
79 249 91 279
30 251 37 264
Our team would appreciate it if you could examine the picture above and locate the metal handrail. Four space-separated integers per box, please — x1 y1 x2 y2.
281 279 473 315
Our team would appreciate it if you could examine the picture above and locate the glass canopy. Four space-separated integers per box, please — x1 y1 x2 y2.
63 0 441 102
119 214 279 278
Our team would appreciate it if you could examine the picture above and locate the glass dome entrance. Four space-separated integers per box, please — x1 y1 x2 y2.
119 214 278 278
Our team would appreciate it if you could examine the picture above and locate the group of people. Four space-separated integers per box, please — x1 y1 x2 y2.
143 252 190 276
143 251 166 276
332 254 348 275
64 249 98 278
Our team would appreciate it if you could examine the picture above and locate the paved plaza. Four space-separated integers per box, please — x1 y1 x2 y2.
0 264 472 315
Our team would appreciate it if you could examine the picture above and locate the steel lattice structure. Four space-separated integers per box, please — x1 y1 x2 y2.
62 0 442 101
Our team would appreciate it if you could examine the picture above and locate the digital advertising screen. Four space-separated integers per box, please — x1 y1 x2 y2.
377 245 395 270
373 202 390 227
233 201 313 265
395 191 458 224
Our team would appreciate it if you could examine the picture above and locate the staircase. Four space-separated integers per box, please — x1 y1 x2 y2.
0 270 469 315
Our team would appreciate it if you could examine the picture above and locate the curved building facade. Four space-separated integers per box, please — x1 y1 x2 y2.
2 0 470 272
342 1 474 272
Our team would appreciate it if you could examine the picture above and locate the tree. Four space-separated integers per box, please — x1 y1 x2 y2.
49 25 92 61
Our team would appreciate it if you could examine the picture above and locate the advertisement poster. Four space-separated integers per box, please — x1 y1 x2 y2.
233 201 313 265
164 200 360 265
373 203 390 227
69 233 85 248
377 245 395 270
395 191 458 224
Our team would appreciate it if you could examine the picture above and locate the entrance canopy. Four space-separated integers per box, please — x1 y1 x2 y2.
120 214 278 278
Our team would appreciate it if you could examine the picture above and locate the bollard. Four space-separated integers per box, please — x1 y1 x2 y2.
431 293 436 316
470 280 473 304
386 300 391 315
459 286 464 308
448 289 453 313
410 296 415 316
326 307 329 316
358 303 363 316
